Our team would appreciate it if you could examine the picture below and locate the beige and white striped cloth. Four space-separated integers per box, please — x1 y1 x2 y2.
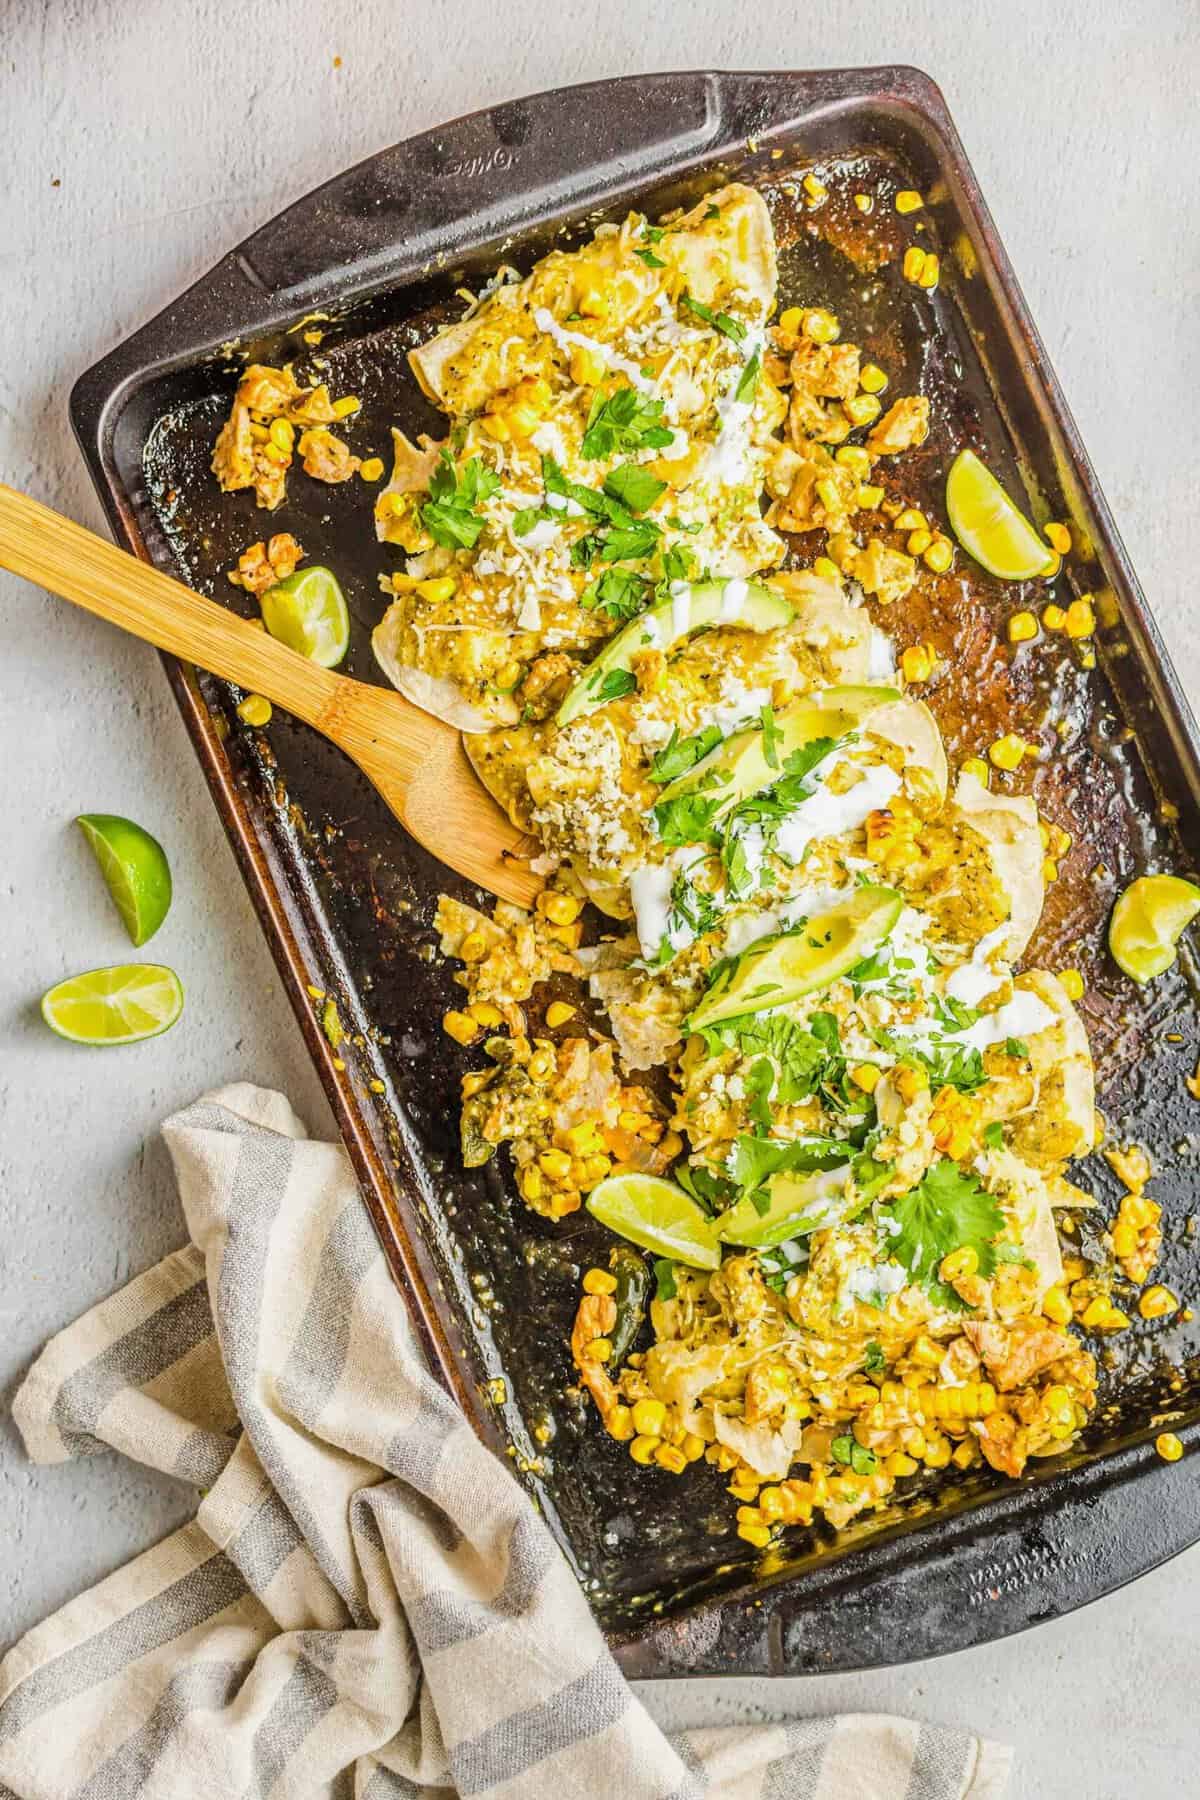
0 1085 1012 1798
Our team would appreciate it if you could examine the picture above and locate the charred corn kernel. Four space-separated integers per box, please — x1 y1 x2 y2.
459 931 488 964
575 281 608 318
902 245 927 283
1156 1432 1184 1462
802 306 839 342
851 1062 881 1093
680 1432 706 1462
1042 1285 1072 1326
737 1521 772 1549
754 1486 783 1519
835 445 872 477
857 483 886 510
706 1443 739 1472
545 1000 576 1029
539 891 580 925
562 1122 602 1155
895 508 927 532
581 1154 612 1186
331 396 360 419
1139 1285 1178 1320
655 1443 687 1474
518 1166 544 1204
358 456 384 482
952 1440 978 1470
918 253 941 289
1044 521 1071 554
895 189 924 214
629 1434 660 1465
617 1109 645 1132
1043 603 1067 631
910 1333 943 1369
860 363 889 396
607 1404 634 1442
538 1148 573 1182
638 1119 664 1144
1065 597 1096 638
727 1481 760 1502
901 643 935 684
442 1009 479 1046
568 344 606 386
588 1338 612 1363
1057 968 1084 1001
960 756 989 786
583 1267 617 1296
495 659 523 691
895 1063 929 1102
237 693 272 727
940 1246 979 1282
268 418 295 452
844 392 882 426
924 536 954 573
989 732 1028 772
632 1398 666 1438
527 1048 555 1084
815 476 843 515
906 527 933 556
461 1071 491 1100
923 1437 952 1468
736 1506 764 1528
1007 610 1039 645
465 1002 501 1030
802 173 828 206
901 1428 928 1458
885 1451 918 1477
813 555 842 579
415 576 457 603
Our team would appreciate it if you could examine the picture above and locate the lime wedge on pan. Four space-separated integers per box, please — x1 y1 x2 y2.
1109 875 1200 983
587 1173 722 1269
76 813 172 945
946 449 1056 580
41 964 184 1045
260 566 350 667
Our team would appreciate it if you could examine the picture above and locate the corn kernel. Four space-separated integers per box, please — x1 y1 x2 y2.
237 693 273 727
415 576 457 603
1139 1285 1178 1321
331 396 360 419
737 1522 772 1549
923 1437 952 1468
518 1165 544 1203
988 732 1028 772
835 445 873 477
1081 1297 1131 1331
960 756 989 786
680 1432 706 1462
844 392 882 427
901 643 934 684
545 1000 576 1029
815 476 843 515
655 1443 688 1474
951 1441 978 1470
910 1332 943 1368
359 456 385 482
588 1337 612 1363
1065 597 1096 639
1057 968 1084 1001
894 507 926 532
802 306 839 343
607 1404 634 1442
1007 610 1039 645
859 362 889 394
727 1481 760 1501
481 412 510 441
1111 1220 1138 1259
885 1451 918 1477
895 189 924 214
857 483 886 510
536 1149 571 1184
940 1246 979 1283
632 1398 666 1438
442 1009 479 1046
924 537 954 574
1043 857 1059 883
495 660 523 692
903 527 931 557
812 555 842 580
459 931 489 964
582 1268 617 1298
918 253 941 290
851 1062 881 1093
461 1071 490 1099
539 891 581 925
777 305 803 336
268 418 295 452
1042 1285 1072 1326
902 246 927 283
629 1434 660 1465
802 173 828 207
527 1048 555 1084
568 344 606 386
854 192 875 214
1156 1432 1184 1463
581 1154 611 1187
1044 521 1071 554
1043 603 1067 631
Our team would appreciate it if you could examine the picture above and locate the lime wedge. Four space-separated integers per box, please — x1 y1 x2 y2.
1109 874 1200 983
41 964 184 1045
587 1173 722 1269
76 814 172 945
260 565 350 667
946 449 1056 580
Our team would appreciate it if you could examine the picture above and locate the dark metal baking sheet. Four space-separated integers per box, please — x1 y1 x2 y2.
70 69 1200 1676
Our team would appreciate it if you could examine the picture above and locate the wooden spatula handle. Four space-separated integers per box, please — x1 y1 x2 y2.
0 482 339 727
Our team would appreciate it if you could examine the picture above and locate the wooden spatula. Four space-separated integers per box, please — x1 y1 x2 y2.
0 484 541 906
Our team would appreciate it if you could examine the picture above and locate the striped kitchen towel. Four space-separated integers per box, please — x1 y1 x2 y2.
0 1084 1011 1798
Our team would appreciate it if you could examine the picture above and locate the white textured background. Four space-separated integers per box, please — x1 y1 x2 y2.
2 3 1198 1794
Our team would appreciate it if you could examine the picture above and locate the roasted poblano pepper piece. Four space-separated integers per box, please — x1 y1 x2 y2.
608 1246 651 1365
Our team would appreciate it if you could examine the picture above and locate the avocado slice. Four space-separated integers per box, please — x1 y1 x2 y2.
655 685 902 822
689 884 903 1029
556 578 794 725
718 1166 859 1248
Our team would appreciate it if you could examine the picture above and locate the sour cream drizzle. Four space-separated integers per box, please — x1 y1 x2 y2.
532 307 654 393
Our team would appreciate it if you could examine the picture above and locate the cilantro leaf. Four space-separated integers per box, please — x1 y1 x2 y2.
649 724 724 784
636 246 667 269
653 791 722 847
735 350 761 404
880 1160 1003 1307
745 1058 775 1135
581 568 651 621
603 462 667 515
676 1161 733 1215
511 506 546 537
759 703 782 770
593 668 638 703
660 543 698 584
420 452 500 549
680 290 747 343
653 1258 677 1300
667 869 721 940
864 1340 885 1377
1004 1037 1030 1059
726 1132 851 1205
983 1120 1004 1150
580 388 674 460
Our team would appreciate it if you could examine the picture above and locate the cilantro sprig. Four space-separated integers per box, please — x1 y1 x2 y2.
680 290 748 343
580 389 674 461
650 725 724 784
879 1160 1003 1310
420 452 500 550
